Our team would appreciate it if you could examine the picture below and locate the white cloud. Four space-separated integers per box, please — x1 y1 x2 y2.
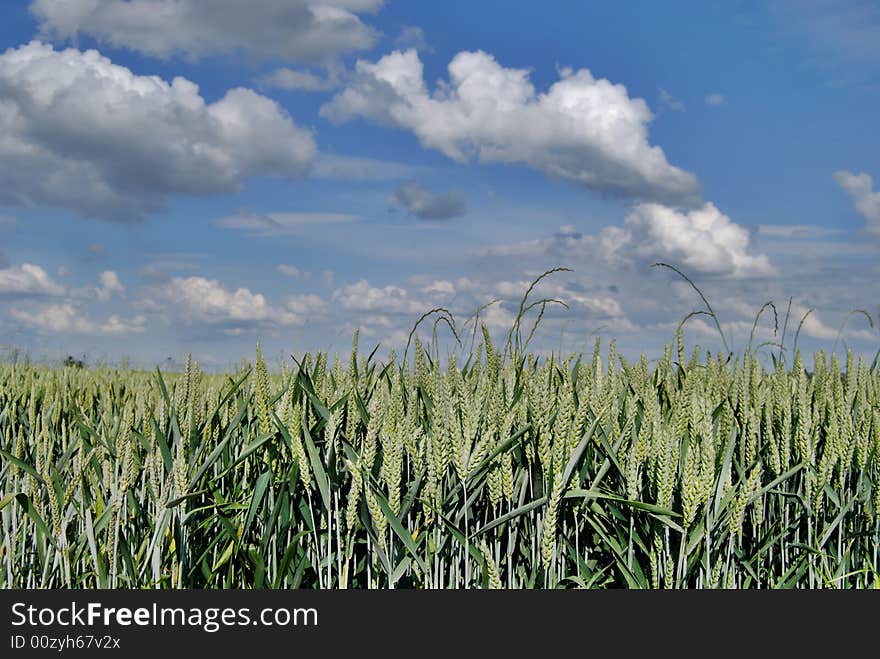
481 203 772 279
332 279 426 314
388 181 465 219
31 0 383 62
149 276 326 329
215 210 359 235
258 66 339 92
138 252 203 282
284 294 328 320
567 293 628 320
157 277 273 325
0 263 65 296
10 303 145 334
833 170 880 234
0 215 18 227
322 49 700 205
94 270 124 302
421 279 456 297
101 313 147 335
619 203 775 278
278 264 305 279
394 26 432 52
477 276 634 330
757 224 841 239
785 303 838 341
356 319 411 350
659 88 685 111
310 154 419 180
686 302 842 343
706 93 725 106
0 41 316 221
479 303 517 331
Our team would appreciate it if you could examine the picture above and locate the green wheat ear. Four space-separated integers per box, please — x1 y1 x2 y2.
2 273 879 589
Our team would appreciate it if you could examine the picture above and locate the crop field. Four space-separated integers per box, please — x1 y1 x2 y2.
2 302 879 590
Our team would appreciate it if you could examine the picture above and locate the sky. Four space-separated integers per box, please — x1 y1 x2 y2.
0 0 878 370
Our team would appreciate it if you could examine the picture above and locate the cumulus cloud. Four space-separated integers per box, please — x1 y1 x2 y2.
285 294 328 319
421 279 456 297
482 203 772 279
322 49 700 205
138 252 203 283
310 154 419 180
31 0 383 62
0 41 316 221
619 203 775 278
94 270 124 302
659 88 685 111
566 293 628 321
278 264 306 279
479 302 518 331
785 303 839 341
101 313 147 335
404 273 634 338
258 66 339 92
154 277 272 325
757 224 840 239
687 299 856 344
10 303 145 334
833 170 880 234
332 279 426 314
149 276 325 330
215 210 359 235
388 181 466 220
394 26 432 52
0 263 65 296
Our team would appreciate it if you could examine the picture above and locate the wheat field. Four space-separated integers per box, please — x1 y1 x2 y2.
2 314 878 589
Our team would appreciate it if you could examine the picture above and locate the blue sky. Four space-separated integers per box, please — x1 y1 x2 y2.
0 0 878 369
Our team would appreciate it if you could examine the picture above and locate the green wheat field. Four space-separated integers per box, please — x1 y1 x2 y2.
2 273 879 590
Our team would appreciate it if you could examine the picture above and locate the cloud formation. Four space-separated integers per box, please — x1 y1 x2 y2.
322 49 700 205
11 303 145 334
258 67 339 92
834 170 880 234
483 203 773 279
31 0 383 62
0 41 316 221
757 224 840 239
310 154 419 181
0 263 65 296
149 276 326 330
659 88 685 111
94 270 124 302
278 264 306 279
215 210 359 235
393 26 432 52
618 203 775 278
388 181 465 219
332 279 425 314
